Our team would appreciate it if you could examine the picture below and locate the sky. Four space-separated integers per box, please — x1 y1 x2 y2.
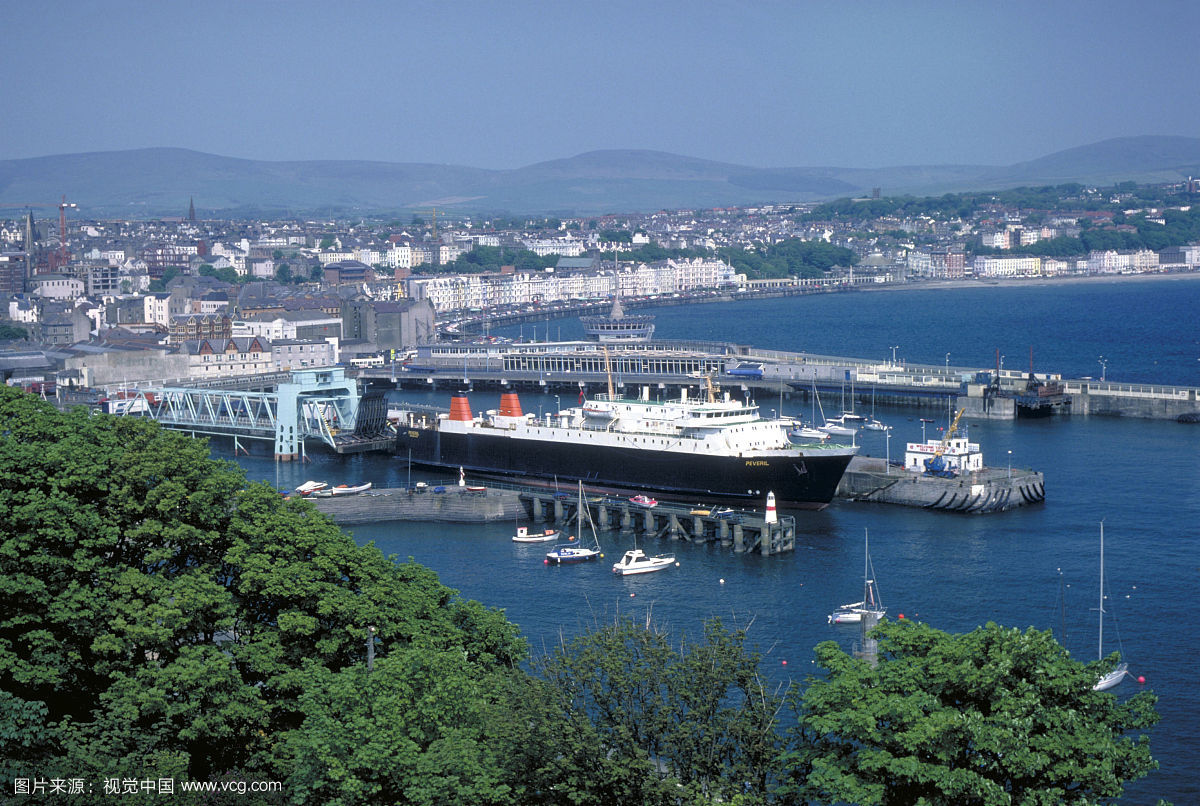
2 0 1198 170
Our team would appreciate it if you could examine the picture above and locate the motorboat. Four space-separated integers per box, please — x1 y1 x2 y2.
612 548 676 575
330 482 372 495
513 527 562 544
629 495 658 508
295 480 328 495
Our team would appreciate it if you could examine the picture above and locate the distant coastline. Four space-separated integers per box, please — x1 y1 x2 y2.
857 270 1200 295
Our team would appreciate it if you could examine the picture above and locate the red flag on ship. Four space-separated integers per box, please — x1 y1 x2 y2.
578 390 585 404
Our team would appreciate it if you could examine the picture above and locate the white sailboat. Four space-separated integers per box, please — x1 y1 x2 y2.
545 482 602 564
862 386 887 431
829 530 886 624
816 381 859 437
1093 521 1129 691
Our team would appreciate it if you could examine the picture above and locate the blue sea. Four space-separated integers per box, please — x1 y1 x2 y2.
232 276 1200 803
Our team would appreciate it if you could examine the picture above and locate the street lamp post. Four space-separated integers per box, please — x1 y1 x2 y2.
1000 355 1005 375
1007 449 1012 479
554 395 561 414
945 353 951 372
891 345 900 365
885 427 892 474
1099 356 1107 382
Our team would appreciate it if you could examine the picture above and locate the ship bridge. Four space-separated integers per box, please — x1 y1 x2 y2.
113 367 393 460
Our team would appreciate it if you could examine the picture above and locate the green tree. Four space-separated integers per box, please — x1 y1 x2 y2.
0 388 526 794
0 323 27 340
526 615 784 805
275 263 293 284
319 236 335 249
784 620 1158 806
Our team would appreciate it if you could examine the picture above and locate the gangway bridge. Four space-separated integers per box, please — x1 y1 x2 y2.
115 367 394 460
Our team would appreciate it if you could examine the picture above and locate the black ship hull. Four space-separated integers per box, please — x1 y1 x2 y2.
396 427 852 509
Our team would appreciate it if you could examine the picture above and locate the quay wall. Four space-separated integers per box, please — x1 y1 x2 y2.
309 487 524 524
837 456 1045 513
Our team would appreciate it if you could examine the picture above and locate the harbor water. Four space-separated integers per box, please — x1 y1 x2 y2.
231 276 1200 803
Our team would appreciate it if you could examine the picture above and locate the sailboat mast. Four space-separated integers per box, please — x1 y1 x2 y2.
863 529 870 606
1098 521 1105 661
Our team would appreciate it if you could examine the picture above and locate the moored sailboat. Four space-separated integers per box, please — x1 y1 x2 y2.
546 482 602 564
830 530 886 624
1093 521 1129 691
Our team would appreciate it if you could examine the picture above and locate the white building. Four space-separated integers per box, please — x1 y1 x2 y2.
904 436 984 475
31 273 85 300
971 256 1042 278
183 336 275 378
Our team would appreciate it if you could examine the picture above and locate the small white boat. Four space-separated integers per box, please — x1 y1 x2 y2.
629 495 658 508
819 414 861 437
295 480 328 495
612 548 675 575
861 418 888 431
787 421 830 442
330 482 372 495
513 527 562 543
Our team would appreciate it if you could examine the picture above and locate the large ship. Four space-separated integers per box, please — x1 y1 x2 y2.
393 382 856 509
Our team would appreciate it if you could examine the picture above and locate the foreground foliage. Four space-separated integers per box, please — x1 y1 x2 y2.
786 620 1159 806
0 388 525 802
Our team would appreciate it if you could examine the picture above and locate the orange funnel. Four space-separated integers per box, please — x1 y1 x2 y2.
449 395 473 421
499 392 523 417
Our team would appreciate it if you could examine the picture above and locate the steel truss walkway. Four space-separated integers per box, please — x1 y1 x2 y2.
125 367 393 460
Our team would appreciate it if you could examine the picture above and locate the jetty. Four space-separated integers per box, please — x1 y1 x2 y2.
306 480 795 556
519 488 795 556
836 456 1044 513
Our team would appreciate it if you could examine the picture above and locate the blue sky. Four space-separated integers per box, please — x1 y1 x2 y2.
3 0 1198 169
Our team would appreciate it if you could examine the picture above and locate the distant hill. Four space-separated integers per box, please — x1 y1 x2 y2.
1 136 1198 217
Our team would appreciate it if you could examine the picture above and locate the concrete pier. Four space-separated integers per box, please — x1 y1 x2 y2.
308 485 524 524
837 456 1045 513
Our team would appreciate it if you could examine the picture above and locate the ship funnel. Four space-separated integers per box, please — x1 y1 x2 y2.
449 395 473 421
499 392 524 417
765 491 778 524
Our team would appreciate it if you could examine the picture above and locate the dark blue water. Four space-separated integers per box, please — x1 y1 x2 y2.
231 276 1200 803
512 276 1200 387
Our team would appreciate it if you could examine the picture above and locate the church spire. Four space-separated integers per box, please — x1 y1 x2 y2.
188 197 196 222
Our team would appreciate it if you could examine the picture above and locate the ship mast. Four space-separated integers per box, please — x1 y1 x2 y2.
603 345 615 399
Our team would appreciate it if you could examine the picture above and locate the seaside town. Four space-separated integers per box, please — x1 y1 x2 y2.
2 180 1198 395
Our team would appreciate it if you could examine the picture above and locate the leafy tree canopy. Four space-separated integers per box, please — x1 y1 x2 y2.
0 387 525 796
785 620 1159 806
719 239 858 280
520 615 786 805
0 323 27 340
199 263 241 284
441 246 557 274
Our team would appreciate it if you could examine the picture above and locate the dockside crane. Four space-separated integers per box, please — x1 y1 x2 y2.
924 407 965 477
413 208 441 238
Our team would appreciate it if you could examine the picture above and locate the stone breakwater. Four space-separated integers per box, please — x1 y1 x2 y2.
308 487 525 524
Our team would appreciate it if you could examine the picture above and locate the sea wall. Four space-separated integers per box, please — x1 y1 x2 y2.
837 456 1044 513
309 486 524 524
